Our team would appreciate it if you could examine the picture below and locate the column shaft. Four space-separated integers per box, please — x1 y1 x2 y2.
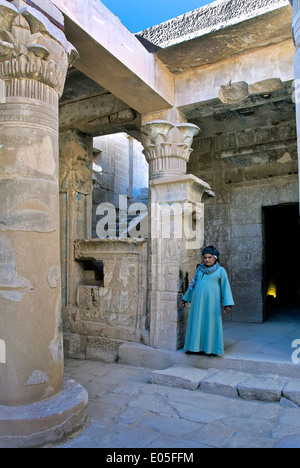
0 0 77 406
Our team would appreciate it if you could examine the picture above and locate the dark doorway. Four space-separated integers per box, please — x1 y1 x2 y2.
263 204 300 321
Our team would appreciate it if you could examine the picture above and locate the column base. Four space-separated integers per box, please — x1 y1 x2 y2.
0 379 88 448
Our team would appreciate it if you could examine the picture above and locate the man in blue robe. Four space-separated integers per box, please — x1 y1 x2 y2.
180 246 234 356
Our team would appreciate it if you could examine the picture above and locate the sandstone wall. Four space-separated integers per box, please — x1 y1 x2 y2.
188 122 299 322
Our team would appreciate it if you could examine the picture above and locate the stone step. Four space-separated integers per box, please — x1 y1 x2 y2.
150 366 300 407
119 342 300 379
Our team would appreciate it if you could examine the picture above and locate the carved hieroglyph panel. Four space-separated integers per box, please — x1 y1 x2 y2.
75 256 140 330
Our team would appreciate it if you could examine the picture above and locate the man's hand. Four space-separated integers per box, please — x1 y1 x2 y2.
224 306 231 316
180 300 187 309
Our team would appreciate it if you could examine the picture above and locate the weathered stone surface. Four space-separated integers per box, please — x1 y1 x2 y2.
282 380 300 407
137 0 290 49
60 138 93 195
273 435 300 448
60 93 139 136
52 0 175 113
143 354 300 407
0 235 33 302
86 336 125 362
70 238 148 357
55 359 300 449
0 0 77 408
189 116 298 323
0 1 78 96
64 333 81 357
238 375 286 402
150 366 217 391
280 397 299 408
119 342 174 370
201 369 249 398
25 370 49 386
141 120 200 179
0 379 88 448
218 81 249 104
248 78 284 94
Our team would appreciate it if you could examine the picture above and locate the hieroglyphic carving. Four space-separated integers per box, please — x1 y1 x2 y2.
75 256 139 328
70 239 148 355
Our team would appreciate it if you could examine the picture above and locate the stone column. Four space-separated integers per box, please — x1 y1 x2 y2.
292 0 300 205
0 0 87 447
141 120 214 350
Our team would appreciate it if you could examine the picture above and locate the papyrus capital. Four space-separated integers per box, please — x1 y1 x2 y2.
0 0 78 96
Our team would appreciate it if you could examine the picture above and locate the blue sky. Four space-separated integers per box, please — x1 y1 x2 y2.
101 0 213 33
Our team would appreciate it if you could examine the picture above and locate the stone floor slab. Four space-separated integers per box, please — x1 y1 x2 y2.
52 359 300 449
282 380 300 407
237 375 288 402
273 435 300 448
150 366 217 391
200 369 250 398
136 414 201 437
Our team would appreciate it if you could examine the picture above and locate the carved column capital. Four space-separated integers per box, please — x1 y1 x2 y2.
141 120 200 180
0 0 78 97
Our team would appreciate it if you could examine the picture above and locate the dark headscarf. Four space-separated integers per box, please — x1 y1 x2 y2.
189 247 220 290
202 245 220 259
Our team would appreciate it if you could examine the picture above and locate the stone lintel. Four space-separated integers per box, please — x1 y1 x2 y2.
74 238 147 262
59 93 140 136
50 0 174 113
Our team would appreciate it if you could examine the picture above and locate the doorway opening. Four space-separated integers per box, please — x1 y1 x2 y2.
263 203 300 321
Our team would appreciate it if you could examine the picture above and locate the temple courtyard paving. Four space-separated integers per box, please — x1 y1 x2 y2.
54 357 300 448
53 316 300 449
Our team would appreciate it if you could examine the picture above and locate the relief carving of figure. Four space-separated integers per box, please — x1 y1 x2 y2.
60 140 92 195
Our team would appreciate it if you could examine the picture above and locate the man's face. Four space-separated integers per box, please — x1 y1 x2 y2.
204 254 217 267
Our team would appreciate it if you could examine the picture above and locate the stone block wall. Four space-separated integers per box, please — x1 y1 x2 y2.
188 122 299 322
